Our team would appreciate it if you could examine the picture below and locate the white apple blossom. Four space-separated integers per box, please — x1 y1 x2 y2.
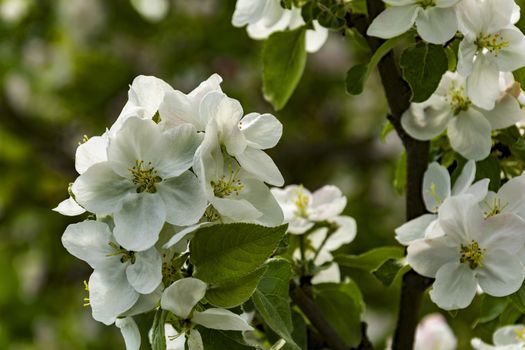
367 0 461 45
472 325 525 350
407 194 525 310
401 72 523 160
456 0 525 110
271 184 349 234
62 220 162 325
413 313 457 350
193 121 283 226
395 160 489 244
232 0 328 53
116 317 141 350
480 173 525 220
159 278 253 350
72 116 206 251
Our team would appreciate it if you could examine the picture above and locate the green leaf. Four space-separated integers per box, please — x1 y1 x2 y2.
475 155 501 192
190 223 287 284
312 281 364 347
394 151 407 195
151 309 168 350
372 258 406 286
263 27 307 110
346 33 413 96
400 43 448 103
206 266 267 308
472 295 508 328
198 328 254 349
513 67 525 89
335 246 405 271
252 259 298 350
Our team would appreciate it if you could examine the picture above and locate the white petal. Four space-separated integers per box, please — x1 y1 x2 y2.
116 317 141 350
423 162 451 213
323 216 357 251
61 221 116 270
457 39 477 76
130 0 169 22
235 148 284 186
429 262 477 310
367 5 419 39
498 175 525 220
467 56 501 110
53 197 86 216
479 95 523 130
72 162 134 215
238 178 284 226
464 179 490 202
406 236 458 277
162 223 211 250
187 329 203 350
157 172 207 226
434 0 461 7
311 263 341 284
395 214 437 245
478 214 525 253
89 269 139 325
75 133 109 174
470 338 497 350
401 97 451 141
123 285 163 317
477 249 524 297
438 194 484 243
231 0 266 27
415 7 457 44
156 124 202 178
447 109 492 161
306 21 328 53
383 0 417 5
451 160 476 195
161 278 207 319
165 324 186 350
113 193 167 252
240 113 282 150
310 185 347 220
493 325 525 345
127 75 173 118
126 247 162 294
192 308 254 331
288 217 315 235
497 28 525 72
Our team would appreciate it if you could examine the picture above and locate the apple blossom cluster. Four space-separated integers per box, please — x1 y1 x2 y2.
396 161 525 310
231 0 328 53
373 0 525 161
271 185 357 283
53 74 288 349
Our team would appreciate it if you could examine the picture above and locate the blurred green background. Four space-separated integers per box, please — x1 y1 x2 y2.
1 0 514 349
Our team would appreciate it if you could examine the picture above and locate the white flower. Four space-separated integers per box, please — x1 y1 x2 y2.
159 74 223 131
407 195 525 310
472 324 525 350
196 92 284 186
130 0 169 22
456 0 525 109
232 0 328 53
401 72 523 160
395 160 489 245
160 278 253 350
61 220 162 324
116 317 141 350
413 313 457 350
72 116 207 251
367 0 461 44
480 172 525 220
193 122 283 226
271 185 348 234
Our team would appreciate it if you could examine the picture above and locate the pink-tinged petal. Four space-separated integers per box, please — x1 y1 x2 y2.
429 262 477 310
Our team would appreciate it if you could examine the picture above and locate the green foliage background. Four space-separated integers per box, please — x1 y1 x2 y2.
3 0 520 349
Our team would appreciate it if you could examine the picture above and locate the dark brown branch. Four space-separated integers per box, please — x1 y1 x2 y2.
290 282 351 350
347 2 433 349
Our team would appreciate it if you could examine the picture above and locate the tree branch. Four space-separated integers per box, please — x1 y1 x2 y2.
347 2 433 349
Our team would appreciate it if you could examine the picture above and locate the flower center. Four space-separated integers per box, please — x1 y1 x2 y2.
129 160 162 193
514 327 525 342
483 197 508 218
211 168 244 198
294 186 310 218
108 242 136 264
459 240 485 269
448 86 471 115
475 33 509 56
417 0 435 8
